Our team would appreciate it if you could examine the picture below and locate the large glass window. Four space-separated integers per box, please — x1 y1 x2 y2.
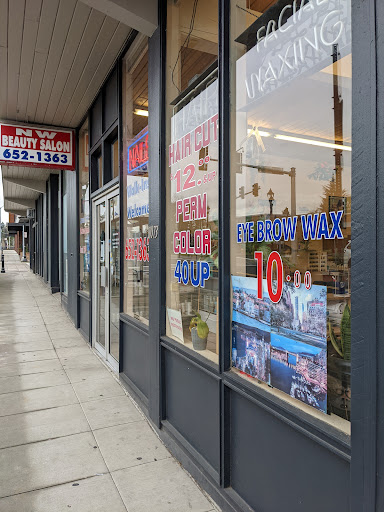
79 120 90 293
166 0 219 363
231 0 351 431
122 37 150 324
112 138 119 179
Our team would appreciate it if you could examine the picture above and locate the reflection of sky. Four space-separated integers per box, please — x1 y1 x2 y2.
235 38 352 219
271 333 321 356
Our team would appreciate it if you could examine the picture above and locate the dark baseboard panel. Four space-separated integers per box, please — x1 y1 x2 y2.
119 372 149 411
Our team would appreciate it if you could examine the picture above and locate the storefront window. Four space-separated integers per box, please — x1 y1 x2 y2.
166 0 219 363
98 154 103 188
231 0 351 430
122 36 150 324
112 138 119 179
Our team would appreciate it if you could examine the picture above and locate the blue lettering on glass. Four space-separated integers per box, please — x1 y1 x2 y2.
317 212 330 239
329 211 344 239
174 260 210 288
301 214 319 241
237 213 342 242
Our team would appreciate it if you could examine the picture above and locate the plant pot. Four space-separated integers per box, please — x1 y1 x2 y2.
191 327 207 351
327 356 351 420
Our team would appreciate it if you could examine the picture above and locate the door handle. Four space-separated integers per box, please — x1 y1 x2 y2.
100 265 108 287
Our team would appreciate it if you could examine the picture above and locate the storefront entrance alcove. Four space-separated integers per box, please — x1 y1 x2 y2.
92 187 120 371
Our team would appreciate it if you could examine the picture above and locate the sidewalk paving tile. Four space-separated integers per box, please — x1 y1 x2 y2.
0 474 127 512
64 366 114 384
94 421 171 472
0 432 107 498
0 340 53 354
0 370 68 394
52 337 88 349
0 349 57 366
0 359 62 377
0 403 90 449
60 355 104 370
81 396 143 430
0 384 78 417
0 332 51 344
56 346 93 359
72 375 125 402
112 458 214 512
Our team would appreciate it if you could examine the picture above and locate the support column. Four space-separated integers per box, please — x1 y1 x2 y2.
29 217 35 272
48 174 60 293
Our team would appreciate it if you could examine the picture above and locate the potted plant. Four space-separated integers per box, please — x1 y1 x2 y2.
327 303 351 420
189 312 209 351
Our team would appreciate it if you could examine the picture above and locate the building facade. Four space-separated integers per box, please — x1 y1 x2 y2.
1 0 382 510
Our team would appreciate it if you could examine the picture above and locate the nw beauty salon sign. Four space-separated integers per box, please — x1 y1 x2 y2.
0 122 75 170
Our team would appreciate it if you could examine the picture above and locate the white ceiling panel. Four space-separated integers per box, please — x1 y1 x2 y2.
7 0 25 120
33 0 78 123
42 1 92 123
60 15 119 126
0 0 133 214
50 8 106 125
16 0 42 121
1 0 132 128
69 21 129 127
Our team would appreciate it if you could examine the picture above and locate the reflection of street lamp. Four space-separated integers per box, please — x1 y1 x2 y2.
267 188 275 216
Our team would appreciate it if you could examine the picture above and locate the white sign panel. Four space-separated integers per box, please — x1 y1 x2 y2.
167 308 184 343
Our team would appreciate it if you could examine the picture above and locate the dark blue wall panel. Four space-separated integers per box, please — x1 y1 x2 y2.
79 293 90 340
229 389 350 512
121 319 149 399
163 348 220 473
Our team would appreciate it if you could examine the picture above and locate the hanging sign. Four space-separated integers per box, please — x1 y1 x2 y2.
0 122 75 170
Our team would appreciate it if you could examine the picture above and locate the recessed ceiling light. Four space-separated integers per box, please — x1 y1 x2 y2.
134 109 148 117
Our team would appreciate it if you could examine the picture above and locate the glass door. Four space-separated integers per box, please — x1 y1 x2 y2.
93 189 120 370
94 200 106 355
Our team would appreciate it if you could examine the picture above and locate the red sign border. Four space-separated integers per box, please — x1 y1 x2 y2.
0 122 76 171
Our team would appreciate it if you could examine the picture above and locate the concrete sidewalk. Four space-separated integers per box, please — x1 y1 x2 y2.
0 250 218 512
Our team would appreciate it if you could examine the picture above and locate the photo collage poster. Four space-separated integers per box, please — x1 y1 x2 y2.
232 276 327 413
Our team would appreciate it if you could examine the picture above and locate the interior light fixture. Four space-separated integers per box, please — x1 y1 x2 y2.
274 134 351 152
134 108 148 117
247 128 270 137
247 128 351 151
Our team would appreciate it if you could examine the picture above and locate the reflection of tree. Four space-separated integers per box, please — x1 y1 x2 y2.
317 176 347 214
308 161 335 182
